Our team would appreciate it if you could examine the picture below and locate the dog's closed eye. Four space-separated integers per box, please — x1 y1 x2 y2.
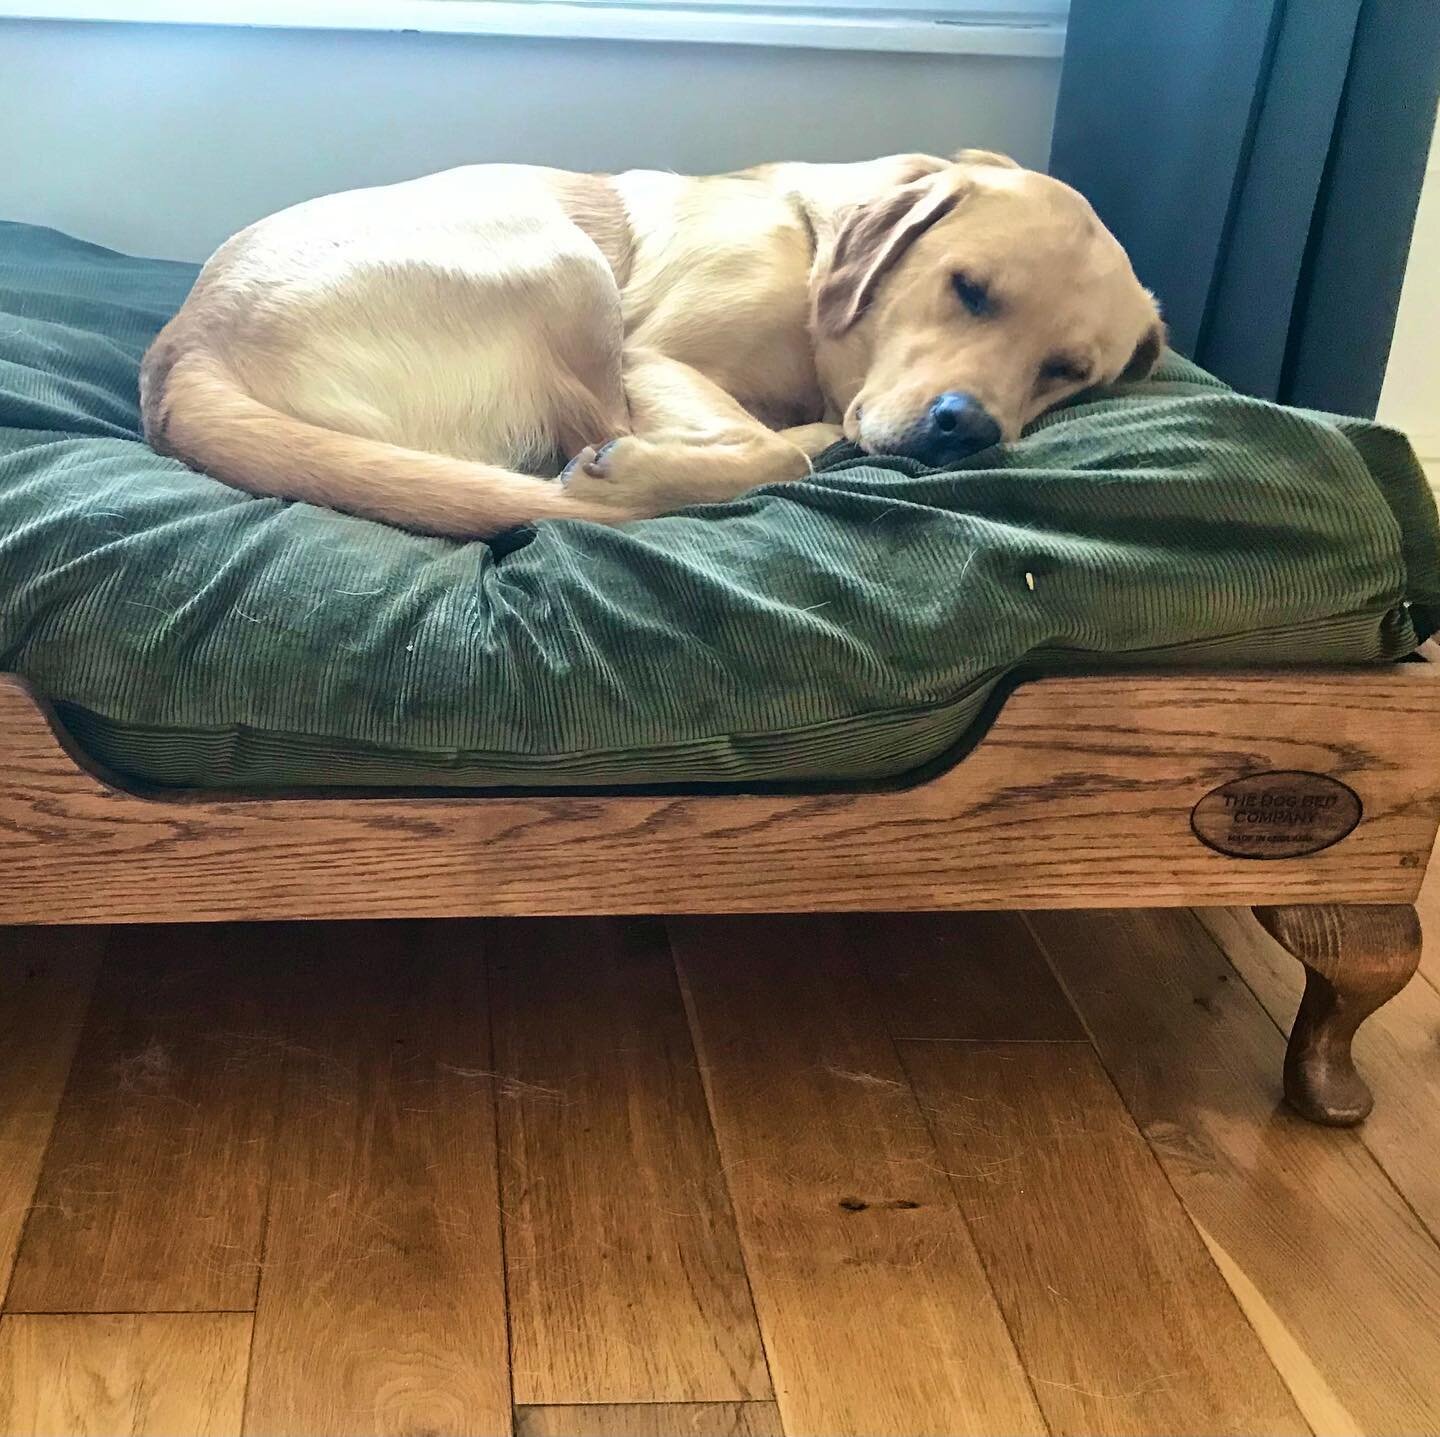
1038 355 1090 387
951 272 992 318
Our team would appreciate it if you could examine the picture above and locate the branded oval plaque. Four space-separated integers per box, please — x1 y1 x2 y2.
1190 770 1362 859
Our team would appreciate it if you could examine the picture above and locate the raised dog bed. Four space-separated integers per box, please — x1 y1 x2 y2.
4 659 1437 1127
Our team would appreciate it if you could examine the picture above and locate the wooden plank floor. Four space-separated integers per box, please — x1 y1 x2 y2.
3 883 1439 1434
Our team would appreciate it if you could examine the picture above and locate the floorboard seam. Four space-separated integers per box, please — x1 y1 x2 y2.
1189 908 1440 1255
1017 910 1309 1431
485 920 523 1434
0 926 110 1315
864 937 1053 1436
664 917 783 1419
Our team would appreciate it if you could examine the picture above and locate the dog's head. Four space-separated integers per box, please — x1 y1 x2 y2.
811 151 1163 463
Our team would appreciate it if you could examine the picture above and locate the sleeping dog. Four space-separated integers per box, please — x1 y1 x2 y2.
141 150 1163 537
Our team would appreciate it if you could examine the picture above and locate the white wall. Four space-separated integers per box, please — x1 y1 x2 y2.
0 17 1060 261
1379 113 1440 488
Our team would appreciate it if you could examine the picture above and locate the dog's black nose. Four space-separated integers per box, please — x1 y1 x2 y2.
919 392 1002 464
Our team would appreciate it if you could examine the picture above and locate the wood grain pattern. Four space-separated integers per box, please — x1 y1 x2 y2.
0 1313 250 1437
1253 904 1421 1124
243 921 511 1437
1030 906 1440 1434
671 914 1045 1437
5 925 284 1313
0 926 103 1299
492 917 768 1406
1418 830 1440 990
858 911 1084 1040
1197 905 1440 1241
902 1041 1304 1435
4 668 1440 926
515 1401 783 1436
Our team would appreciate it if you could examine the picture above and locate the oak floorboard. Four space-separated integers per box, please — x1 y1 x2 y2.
671 914 1044 1437
6 925 285 1313
1195 904 1440 1245
0 926 104 1302
858 911 1084 1041
492 917 767 1406
514 1400 783 1436
243 921 510 1437
904 1040 1304 1435
0 1312 250 1437
1031 907 1440 1435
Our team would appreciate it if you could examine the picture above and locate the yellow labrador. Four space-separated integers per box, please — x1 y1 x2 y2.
141 150 1162 537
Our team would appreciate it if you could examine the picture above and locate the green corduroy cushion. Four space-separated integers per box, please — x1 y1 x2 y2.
2 220 1437 791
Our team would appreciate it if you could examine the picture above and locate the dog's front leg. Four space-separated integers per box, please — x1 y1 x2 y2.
558 349 812 518
778 421 847 458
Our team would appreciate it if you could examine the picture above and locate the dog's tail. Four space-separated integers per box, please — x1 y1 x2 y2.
144 352 620 538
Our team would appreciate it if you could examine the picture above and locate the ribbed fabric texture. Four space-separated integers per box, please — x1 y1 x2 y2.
2 221 1437 791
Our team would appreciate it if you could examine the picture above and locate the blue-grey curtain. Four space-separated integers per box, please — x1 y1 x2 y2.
1049 1 1440 416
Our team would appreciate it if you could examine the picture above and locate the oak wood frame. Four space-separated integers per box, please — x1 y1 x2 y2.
3 663 1437 1124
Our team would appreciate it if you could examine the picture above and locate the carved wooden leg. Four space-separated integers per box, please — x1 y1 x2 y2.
1253 904 1421 1126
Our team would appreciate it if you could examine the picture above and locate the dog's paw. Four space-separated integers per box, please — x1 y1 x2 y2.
559 439 622 486
559 437 638 486
559 437 679 516
559 434 811 519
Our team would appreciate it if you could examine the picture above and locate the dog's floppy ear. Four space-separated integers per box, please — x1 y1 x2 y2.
893 153 952 185
814 174 967 337
1120 313 1167 382
951 148 1021 170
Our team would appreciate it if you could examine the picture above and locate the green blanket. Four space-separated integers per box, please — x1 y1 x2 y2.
1 220 1437 790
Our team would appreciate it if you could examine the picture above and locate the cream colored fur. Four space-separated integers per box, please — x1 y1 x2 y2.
142 152 1162 538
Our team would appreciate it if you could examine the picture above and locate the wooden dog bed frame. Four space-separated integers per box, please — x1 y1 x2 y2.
3 659 1437 1127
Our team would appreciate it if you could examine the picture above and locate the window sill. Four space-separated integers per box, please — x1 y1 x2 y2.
0 0 1066 56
